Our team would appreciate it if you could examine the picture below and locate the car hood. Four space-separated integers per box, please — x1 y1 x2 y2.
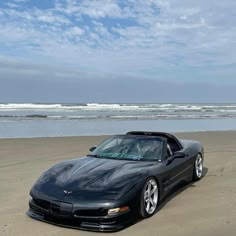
32 156 156 201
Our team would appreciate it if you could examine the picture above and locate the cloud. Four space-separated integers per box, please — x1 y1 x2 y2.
5 2 19 8
1 60 236 103
0 0 235 87
55 0 122 18
36 12 70 25
78 0 122 18
13 0 29 2
0 56 235 103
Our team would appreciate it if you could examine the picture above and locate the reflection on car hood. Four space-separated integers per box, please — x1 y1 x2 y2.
33 156 156 200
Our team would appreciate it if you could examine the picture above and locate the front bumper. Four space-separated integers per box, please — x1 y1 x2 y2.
27 197 134 232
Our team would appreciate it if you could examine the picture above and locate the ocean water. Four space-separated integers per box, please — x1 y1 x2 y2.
0 103 236 138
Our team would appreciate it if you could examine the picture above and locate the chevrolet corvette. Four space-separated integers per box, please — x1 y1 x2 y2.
27 131 204 231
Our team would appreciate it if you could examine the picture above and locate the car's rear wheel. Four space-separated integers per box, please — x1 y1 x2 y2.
140 177 159 218
193 153 203 181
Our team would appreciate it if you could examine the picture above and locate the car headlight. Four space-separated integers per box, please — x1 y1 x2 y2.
107 206 129 215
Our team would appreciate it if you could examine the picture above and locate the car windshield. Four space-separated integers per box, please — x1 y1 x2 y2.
89 135 164 161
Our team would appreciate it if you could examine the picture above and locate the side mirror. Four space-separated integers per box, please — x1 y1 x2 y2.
173 151 185 159
89 146 97 152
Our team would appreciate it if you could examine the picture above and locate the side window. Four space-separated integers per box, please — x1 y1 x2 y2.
167 138 181 152
167 144 173 157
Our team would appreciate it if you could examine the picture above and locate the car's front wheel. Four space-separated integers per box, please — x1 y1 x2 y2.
193 153 203 181
140 177 159 218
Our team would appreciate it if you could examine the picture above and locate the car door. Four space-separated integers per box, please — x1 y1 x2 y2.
160 143 190 193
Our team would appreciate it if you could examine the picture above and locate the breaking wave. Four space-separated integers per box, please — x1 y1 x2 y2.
0 103 236 120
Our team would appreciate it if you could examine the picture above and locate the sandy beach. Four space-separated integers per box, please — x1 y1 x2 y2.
0 131 236 236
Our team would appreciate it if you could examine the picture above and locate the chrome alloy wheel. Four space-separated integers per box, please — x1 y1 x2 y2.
144 179 158 215
195 154 203 178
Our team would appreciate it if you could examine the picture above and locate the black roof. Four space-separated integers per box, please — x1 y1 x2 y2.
126 131 183 148
126 131 175 138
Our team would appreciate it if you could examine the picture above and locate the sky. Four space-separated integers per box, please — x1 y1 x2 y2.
0 0 235 103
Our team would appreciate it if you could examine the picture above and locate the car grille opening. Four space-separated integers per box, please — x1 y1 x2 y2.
74 209 108 217
31 198 72 216
33 198 50 210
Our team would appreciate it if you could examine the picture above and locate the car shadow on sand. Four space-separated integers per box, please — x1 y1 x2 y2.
127 167 208 230
157 166 208 212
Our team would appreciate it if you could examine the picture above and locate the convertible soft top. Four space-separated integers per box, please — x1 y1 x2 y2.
126 131 183 149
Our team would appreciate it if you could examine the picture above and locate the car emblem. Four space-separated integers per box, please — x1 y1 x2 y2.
64 190 72 195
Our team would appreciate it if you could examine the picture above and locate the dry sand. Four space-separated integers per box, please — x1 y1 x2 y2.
0 131 236 236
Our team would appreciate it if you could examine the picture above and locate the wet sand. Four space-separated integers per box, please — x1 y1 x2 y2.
0 131 236 236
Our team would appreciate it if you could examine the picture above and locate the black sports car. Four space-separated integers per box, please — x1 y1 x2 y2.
27 131 204 232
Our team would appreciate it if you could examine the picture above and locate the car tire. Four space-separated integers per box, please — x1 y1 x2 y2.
192 153 203 181
140 177 159 218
